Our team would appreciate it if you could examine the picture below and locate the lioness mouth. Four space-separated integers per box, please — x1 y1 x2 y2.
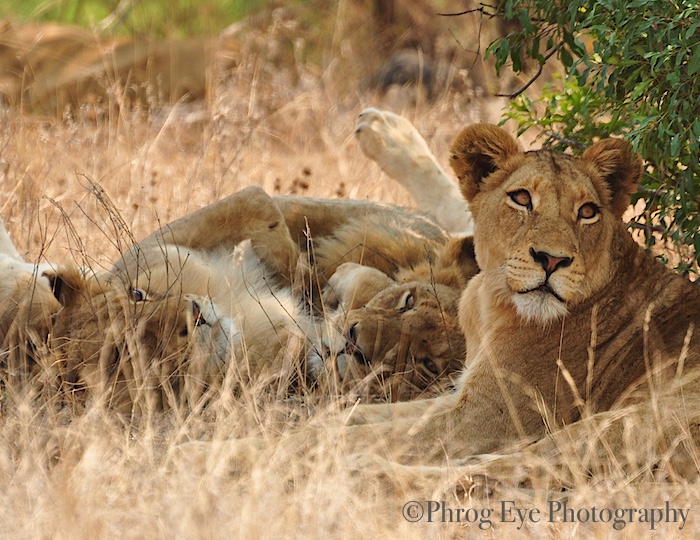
520 284 565 303
345 346 369 365
345 323 370 365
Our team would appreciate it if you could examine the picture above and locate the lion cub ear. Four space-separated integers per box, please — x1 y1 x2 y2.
449 124 521 202
582 138 643 217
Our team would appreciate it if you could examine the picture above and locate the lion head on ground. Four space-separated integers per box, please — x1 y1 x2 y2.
310 234 478 402
332 280 464 401
41 266 231 413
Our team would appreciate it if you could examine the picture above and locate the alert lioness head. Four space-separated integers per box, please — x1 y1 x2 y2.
450 124 643 325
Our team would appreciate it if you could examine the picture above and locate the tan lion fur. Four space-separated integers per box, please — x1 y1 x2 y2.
46 265 231 413
2 183 478 408
0 21 230 114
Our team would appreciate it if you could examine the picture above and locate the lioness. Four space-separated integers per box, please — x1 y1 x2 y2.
216 123 700 486
112 186 478 402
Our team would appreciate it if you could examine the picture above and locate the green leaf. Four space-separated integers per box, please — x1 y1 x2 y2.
498 0 700 269
560 47 574 68
510 45 523 72
688 46 700 75
518 9 534 32
630 80 651 100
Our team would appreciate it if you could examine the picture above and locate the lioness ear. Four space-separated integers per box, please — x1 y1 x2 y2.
443 236 480 281
449 124 521 202
190 299 208 327
582 138 643 217
42 266 85 307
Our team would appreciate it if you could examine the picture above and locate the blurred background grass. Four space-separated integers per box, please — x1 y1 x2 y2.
0 0 269 37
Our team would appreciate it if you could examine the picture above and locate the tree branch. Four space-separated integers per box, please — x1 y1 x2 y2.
542 130 588 150
496 42 562 99
437 3 498 18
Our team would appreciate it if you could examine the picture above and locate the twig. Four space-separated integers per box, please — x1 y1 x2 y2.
97 0 141 33
543 131 588 151
628 221 668 235
437 4 498 18
497 42 562 99
637 186 668 198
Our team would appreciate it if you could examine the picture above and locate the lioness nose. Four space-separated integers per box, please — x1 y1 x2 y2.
530 248 573 275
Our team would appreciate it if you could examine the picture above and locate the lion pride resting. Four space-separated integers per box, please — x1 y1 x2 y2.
1 184 477 410
214 122 700 488
1 108 485 408
109 186 476 403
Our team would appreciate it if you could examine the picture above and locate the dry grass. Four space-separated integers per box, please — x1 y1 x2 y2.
1 17 698 540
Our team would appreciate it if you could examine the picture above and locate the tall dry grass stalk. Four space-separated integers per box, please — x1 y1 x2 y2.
1 19 698 540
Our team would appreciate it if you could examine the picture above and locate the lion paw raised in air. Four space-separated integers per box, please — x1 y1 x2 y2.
354 107 473 235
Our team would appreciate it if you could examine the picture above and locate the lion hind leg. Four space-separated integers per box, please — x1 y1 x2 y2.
114 186 300 287
354 107 473 235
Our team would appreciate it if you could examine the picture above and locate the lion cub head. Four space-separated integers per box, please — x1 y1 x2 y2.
450 125 643 324
312 263 465 401
340 281 464 400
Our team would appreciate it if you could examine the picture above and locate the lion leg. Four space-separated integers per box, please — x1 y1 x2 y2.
114 186 300 286
274 195 448 246
322 262 395 311
448 390 700 497
341 452 466 497
132 186 285 252
329 391 459 426
353 107 473 235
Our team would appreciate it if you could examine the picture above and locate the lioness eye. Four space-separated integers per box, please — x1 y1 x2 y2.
398 291 416 312
406 293 416 310
508 190 532 210
130 288 146 302
578 203 599 220
420 357 439 375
